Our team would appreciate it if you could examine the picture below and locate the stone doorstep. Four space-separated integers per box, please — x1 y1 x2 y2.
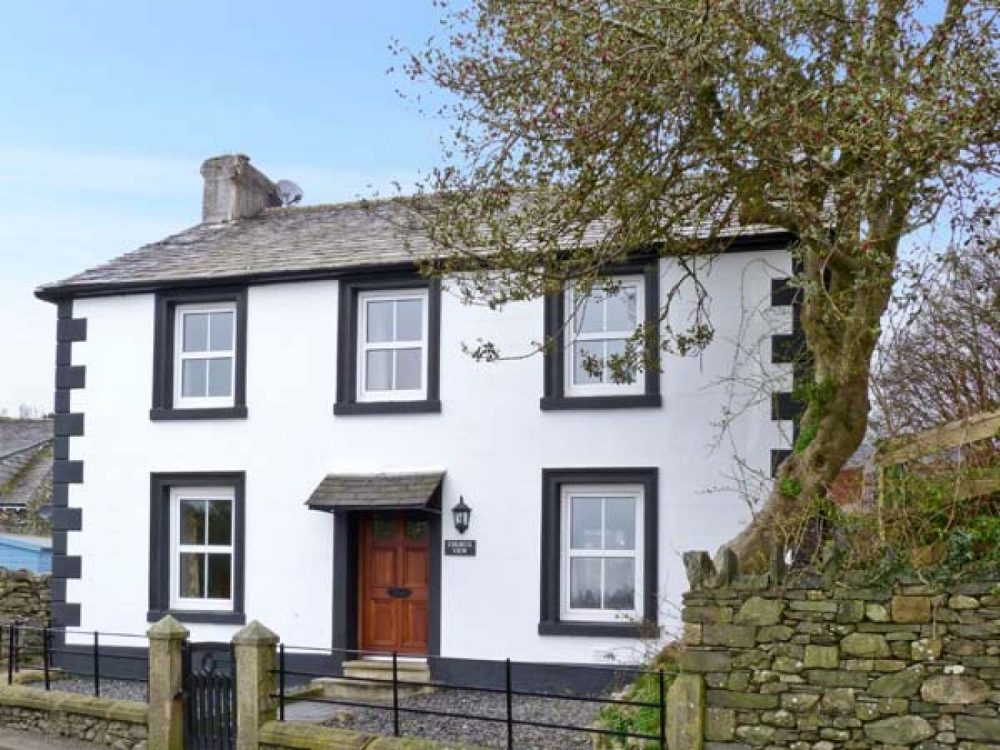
311 659 434 703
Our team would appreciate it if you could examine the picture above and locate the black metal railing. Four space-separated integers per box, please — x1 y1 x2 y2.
271 643 670 749
0 621 149 701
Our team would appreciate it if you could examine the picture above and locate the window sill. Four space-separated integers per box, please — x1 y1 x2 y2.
150 406 248 421
147 609 246 625
334 400 442 416
539 394 662 411
538 620 656 638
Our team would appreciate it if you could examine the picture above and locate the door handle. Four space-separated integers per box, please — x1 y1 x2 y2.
387 587 412 599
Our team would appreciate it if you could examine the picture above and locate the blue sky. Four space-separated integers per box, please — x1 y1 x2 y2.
0 1 447 412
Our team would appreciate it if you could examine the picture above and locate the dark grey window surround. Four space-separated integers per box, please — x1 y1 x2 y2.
150 287 249 421
541 258 662 411
148 472 246 625
539 467 659 638
334 275 442 415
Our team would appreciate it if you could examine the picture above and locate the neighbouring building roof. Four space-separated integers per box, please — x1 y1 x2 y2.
35 197 790 301
0 420 53 509
306 471 446 512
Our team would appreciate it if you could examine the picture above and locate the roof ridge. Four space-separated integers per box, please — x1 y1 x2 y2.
0 438 52 464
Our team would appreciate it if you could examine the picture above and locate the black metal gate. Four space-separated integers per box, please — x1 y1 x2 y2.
183 641 236 750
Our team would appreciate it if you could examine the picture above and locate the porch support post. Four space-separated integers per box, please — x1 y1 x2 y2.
147 615 189 750
233 620 280 750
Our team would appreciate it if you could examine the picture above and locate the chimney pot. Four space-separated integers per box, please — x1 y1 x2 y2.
200 154 280 223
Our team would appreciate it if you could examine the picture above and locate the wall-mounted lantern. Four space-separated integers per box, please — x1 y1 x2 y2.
452 496 472 535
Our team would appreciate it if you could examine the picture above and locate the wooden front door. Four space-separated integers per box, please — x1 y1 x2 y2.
359 513 430 655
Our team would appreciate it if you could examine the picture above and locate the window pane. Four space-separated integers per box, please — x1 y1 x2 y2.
395 299 423 342
405 519 429 540
365 350 393 391
182 313 209 353
606 286 638 331
207 500 232 545
570 557 602 609
208 311 234 351
179 499 206 544
604 339 636 384
179 553 204 598
366 300 394 343
394 348 422 390
207 554 232 599
570 496 603 549
574 292 605 334
572 341 604 385
373 516 395 540
604 558 635 610
605 497 636 550
207 358 233 397
182 359 208 397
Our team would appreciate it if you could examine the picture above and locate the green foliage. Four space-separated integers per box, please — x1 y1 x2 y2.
594 652 677 749
778 477 802 497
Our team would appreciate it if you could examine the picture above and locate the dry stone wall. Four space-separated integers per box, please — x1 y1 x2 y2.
680 551 1000 749
0 569 49 625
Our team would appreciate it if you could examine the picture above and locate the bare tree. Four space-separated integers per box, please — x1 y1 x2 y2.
401 0 999 566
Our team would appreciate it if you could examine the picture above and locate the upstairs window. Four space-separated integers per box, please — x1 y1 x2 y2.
175 303 236 408
358 289 428 401
335 277 441 415
541 260 661 410
151 287 248 420
565 278 644 397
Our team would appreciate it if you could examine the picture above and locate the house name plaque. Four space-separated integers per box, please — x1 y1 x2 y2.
444 540 477 556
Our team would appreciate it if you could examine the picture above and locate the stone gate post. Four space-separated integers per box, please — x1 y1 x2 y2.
233 620 280 750
147 615 189 750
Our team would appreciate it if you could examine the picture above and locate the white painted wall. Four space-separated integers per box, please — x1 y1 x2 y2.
67 249 792 662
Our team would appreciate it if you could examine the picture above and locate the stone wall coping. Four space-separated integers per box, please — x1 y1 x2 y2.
259 720 373 749
0 685 147 724
259 720 489 750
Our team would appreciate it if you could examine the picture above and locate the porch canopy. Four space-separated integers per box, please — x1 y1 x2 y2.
305 471 445 513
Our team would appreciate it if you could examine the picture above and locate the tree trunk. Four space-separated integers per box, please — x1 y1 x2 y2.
727 239 897 571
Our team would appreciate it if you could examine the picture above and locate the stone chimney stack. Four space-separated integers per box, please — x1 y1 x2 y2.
200 154 280 223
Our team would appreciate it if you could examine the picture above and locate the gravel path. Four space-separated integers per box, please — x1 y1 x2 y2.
25 678 148 703
320 689 606 749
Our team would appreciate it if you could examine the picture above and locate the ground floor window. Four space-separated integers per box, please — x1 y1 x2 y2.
149 472 245 625
171 487 234 611
540 468 658 637
561 486 643 621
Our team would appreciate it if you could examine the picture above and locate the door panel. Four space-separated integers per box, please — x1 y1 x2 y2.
360 513 430 654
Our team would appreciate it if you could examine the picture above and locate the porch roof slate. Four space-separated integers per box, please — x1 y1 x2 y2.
306 471 445 512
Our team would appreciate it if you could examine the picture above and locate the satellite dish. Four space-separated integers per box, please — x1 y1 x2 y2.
276 179 304 206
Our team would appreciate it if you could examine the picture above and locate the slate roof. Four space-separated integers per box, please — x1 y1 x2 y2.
36 196 789 300
36 200 440 298
0 420 53 508
306 471 445 512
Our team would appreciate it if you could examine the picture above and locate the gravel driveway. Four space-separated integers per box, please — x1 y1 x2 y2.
320 688 606 749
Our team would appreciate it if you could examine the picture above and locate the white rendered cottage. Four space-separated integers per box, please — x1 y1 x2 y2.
36 155 799 681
